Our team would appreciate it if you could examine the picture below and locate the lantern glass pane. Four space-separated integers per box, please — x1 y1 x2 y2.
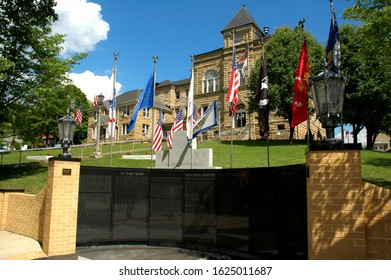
313 79 328 117
58 118 65 142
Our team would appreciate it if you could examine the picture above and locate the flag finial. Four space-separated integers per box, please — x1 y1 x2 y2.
298 18 305 29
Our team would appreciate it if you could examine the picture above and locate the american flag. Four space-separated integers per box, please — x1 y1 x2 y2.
75 104 83 126
238 43 249 65
167 107 183 147
93 96 98 107
152 110 163 151
226 47 240 117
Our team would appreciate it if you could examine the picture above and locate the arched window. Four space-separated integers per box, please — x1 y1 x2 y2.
203 70 219 93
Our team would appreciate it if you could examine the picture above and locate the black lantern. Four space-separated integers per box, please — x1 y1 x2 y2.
310 70 345 140
58 101 77 158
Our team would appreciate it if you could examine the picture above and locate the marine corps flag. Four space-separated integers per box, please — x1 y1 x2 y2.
291 39 309 128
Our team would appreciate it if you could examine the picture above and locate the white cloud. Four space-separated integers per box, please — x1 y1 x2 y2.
68 71 121 101
53 0 109 54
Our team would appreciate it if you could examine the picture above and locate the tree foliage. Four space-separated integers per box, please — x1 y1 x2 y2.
0 0 58 124
247 26 324 140
343 0 391 149
0 0 88 146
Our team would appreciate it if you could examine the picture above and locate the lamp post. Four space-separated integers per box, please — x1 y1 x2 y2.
310 68 345 141
94 93 105 158
58 101 77 158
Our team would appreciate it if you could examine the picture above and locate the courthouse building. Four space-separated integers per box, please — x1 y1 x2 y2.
87 6 324 144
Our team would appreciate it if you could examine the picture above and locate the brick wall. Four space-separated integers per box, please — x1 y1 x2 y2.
306 147 367 259
363 182 391 259
3 190 46 241
42 158 80 256
306 146 391 260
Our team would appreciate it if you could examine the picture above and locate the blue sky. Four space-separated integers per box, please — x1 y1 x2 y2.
53 0 358 101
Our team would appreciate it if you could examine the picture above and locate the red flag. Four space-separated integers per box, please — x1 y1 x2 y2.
291 40 309 128
152 110 163 151
226 47 240 117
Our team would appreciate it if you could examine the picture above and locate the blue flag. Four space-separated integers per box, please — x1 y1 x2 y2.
326 0 341 74
127 73 154 132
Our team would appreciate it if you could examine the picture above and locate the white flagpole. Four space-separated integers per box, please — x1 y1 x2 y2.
150 56 158 168
110 52 119 167
188 55 195 168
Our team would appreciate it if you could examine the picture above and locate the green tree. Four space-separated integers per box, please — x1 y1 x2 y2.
344 0 391 58
0 0 58 126
343 0 391 149
247 26 324 141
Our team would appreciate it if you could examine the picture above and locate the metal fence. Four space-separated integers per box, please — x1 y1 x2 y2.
77 165 307 259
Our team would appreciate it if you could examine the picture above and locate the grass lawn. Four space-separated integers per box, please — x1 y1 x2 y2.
0 140 390 193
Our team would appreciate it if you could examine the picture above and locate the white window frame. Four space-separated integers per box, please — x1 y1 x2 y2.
122 105 130 116
142 124 150 136
143 108 150 118
122 124 128 135
203 70 219 93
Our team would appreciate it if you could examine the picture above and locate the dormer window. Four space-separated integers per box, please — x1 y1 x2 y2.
203 70 219 93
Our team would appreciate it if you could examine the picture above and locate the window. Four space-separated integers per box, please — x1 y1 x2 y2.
143 108 150 118
122 105 130 116
122 124 128 135
277 124 285 136
142 124 149 136
176 91 180 99
235 111 246 128
203 70 219 93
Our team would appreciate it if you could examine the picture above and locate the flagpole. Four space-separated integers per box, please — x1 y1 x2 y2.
218 100 221 167
110 52 119 167
150 56 158 168
189 55 194 169
230 31 235 169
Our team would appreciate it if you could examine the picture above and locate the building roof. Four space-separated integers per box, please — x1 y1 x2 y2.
221 5 262 33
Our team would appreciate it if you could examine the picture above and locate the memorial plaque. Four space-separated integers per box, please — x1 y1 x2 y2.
113 169 150 241
184 170 217 245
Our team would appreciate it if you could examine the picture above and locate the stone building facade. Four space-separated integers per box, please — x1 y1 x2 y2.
87 6 324 144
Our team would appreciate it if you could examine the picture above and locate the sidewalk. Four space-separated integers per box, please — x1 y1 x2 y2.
0 231 229 260
0 231 46 260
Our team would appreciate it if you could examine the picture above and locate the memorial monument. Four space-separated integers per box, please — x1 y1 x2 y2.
155 130 220 169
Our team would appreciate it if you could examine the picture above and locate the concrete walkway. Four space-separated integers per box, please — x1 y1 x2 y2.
0 231 229 260
0 231 46 260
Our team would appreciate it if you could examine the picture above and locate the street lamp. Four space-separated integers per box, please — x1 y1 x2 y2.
58 101 77 158
94 93 105 157
310 69 345 140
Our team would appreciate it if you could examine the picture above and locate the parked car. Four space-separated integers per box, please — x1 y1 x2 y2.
0 146 11 154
